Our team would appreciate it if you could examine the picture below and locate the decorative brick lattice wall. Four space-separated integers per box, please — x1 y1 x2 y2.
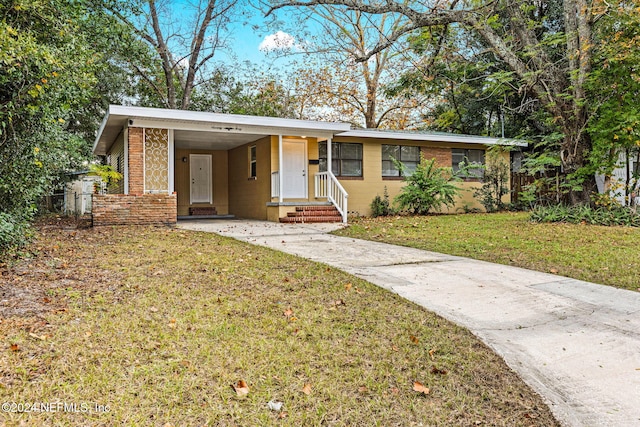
92 194 177 226
144 128 169 193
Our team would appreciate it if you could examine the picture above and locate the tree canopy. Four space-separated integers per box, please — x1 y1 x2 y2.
268 0 640 204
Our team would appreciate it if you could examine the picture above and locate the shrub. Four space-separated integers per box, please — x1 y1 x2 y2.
473 147 510 212
394 156 462 215
370 187 393 217
0 211 34 259
530 204 640 227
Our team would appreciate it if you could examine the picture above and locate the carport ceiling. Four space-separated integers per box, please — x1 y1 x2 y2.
173 130 266 150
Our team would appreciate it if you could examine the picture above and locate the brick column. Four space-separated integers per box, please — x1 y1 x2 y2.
128 127 144 195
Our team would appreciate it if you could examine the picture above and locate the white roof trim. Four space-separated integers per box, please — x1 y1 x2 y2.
107 105 351 132
93 105 351 155
93 105 528 155
337 129 528 147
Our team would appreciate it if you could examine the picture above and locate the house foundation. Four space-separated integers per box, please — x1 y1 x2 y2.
92 194 177 226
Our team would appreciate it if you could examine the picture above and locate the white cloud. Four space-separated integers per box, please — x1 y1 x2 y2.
259 31 299 52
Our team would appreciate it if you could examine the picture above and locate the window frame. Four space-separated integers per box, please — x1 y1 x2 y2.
382 144 421 177
319 142 363 178
452 148 485 179
249 145 257 179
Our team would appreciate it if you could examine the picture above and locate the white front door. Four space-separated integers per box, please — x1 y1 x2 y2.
282 139 307 199
190 154 212 204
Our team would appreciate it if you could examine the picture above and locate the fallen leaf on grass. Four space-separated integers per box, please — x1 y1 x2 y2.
302 383 312 395
344 283 352 291
278 412 288 419
28 332 46 341
428 348 436 361
413 381 430 395
410 335 419 344
550 268 559 274
232 380 250 397
10 343 19 352
149 307 159 313
167 318 177 329
283 307 294 318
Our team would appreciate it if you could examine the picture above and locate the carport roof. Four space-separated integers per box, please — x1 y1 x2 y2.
93 105 352 155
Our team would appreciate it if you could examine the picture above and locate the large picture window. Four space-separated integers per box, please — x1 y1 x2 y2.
382 145 420 177
319 142 363 177
452 148 485 178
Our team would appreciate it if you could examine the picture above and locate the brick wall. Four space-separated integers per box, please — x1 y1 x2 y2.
421 147 452 168
92 194 177 226
128 127 144 194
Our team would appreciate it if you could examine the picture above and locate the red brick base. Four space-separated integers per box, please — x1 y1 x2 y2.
92 194 177 226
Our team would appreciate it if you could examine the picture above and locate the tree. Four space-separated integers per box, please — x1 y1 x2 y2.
266 4 428 128
267 0 618 204
189 67 297 117
388 25 545 139
586 0 640 206
1 0 125 254
107 0 238 110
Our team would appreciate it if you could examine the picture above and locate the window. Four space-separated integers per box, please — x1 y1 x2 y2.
249 145 257 178
382 145 420 177
319 142 363 177
452 148 485 178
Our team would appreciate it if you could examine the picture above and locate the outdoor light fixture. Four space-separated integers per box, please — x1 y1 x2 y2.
182 157 188 163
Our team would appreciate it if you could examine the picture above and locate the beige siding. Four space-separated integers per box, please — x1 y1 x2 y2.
333 137 511 216
229 136 272 219
175 149 229 216
106 130 125 194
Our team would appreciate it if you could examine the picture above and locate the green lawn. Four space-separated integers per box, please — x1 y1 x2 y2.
0 221 558 426
334 212 640 291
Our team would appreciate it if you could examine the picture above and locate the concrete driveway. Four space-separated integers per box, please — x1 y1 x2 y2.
178 219 640 427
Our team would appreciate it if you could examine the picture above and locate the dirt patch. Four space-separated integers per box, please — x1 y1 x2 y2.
0 216 115 321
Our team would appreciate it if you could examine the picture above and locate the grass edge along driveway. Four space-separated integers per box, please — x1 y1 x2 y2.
334 212 640 291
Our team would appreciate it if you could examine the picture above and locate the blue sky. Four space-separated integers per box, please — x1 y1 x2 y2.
159 1 304 69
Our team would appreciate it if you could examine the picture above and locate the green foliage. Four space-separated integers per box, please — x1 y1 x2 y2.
0 0 132 258
88 164 123 187
530 204 640 227
473 147 511 212
370 187 393 217
585 1 640 204
394 156 462 214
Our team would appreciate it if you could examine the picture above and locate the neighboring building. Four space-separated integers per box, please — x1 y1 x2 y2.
596 150 640 206
92 105 526 226
64 172 103 216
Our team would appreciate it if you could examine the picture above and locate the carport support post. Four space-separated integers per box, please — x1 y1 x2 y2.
278 134 283 203
327 137 332 175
